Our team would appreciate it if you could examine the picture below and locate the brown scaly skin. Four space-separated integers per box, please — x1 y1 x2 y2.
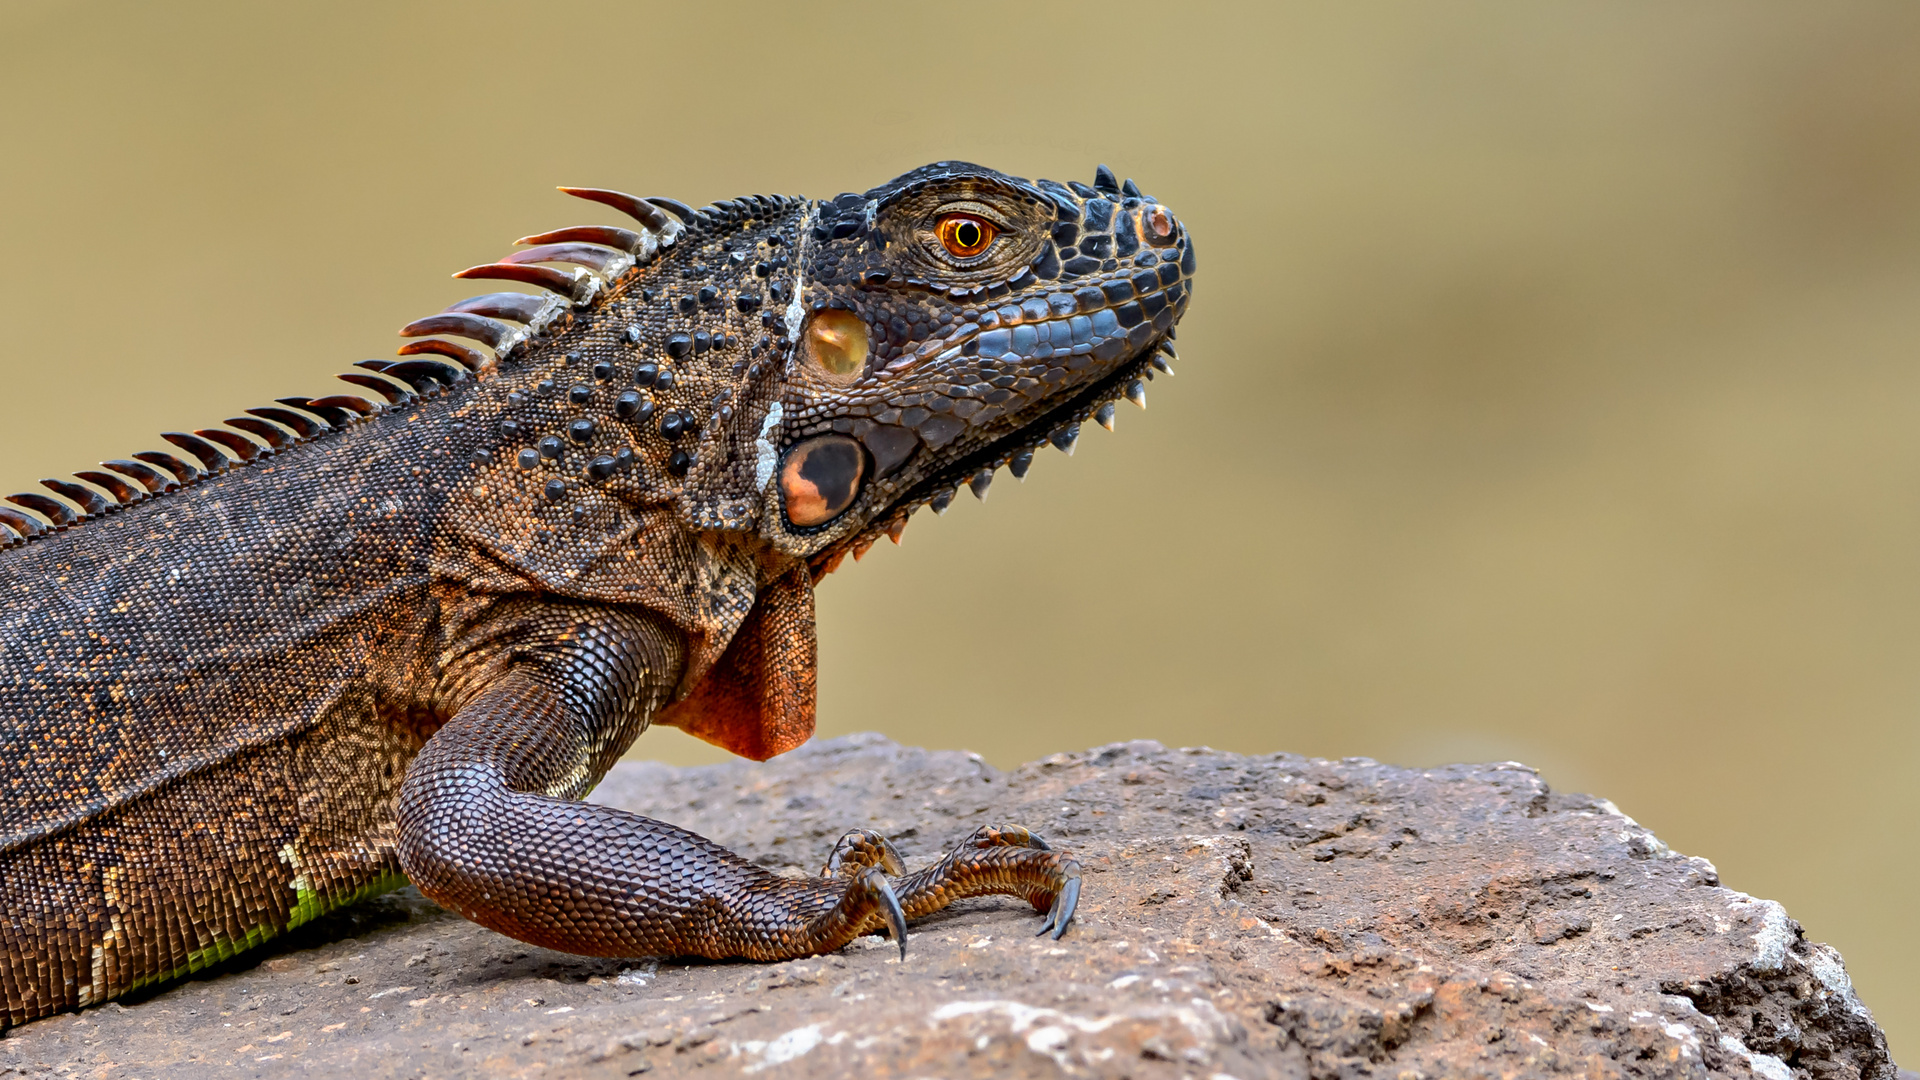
0 162 1193 1026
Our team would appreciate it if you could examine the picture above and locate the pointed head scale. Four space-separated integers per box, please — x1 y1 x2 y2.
758 160 1196 562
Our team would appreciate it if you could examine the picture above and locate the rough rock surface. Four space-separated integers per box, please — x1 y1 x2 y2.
0 734 1898 1079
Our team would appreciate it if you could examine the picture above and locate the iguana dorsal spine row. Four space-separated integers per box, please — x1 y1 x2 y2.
0 187 698 549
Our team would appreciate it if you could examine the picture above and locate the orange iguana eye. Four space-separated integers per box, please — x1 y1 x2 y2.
937 214 996 258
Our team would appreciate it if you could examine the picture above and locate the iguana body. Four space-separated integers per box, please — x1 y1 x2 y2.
0 162 1194 1027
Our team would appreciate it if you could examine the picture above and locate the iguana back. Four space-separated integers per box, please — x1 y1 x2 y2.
1 386 451 1012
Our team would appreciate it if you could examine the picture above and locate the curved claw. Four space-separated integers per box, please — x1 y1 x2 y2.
1035 874 1081 940
862 866 909 960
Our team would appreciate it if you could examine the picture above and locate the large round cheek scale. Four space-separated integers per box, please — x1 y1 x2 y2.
780 435 866 527
806 310 868 378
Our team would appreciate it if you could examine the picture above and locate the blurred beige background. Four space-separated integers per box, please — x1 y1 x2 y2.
3 0 1915 1053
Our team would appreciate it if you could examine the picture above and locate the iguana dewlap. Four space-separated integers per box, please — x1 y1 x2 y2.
0 162 1194 1027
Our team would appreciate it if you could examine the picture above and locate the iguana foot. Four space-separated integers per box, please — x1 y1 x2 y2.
807 830 912 958
811 864 911 959
890 823 1083 940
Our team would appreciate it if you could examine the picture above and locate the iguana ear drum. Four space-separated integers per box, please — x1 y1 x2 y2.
780 435 866 527
802 309 868 385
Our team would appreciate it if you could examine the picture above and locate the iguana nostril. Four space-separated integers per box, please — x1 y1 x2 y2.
805 310 868 380
780 435 866 527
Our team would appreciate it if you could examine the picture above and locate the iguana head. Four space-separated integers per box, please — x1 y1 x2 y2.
753 161 1195 573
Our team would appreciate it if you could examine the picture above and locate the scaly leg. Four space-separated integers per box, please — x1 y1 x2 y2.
397 604 1074 960
397 607 908 961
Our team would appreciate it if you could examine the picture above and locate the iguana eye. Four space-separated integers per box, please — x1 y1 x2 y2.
937 214 996 258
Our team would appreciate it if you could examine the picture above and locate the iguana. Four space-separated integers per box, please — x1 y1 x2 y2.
0 161 1194 1027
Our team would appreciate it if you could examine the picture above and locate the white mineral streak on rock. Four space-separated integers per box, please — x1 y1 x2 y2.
1659 1020 1701 1060
1721 893 1796 971
1805 942 1878 1024
1123 835 1255 903
1585 796 1677 859
929 998 1237 1071
736 1023 827 1073
1719 1034 1795 1080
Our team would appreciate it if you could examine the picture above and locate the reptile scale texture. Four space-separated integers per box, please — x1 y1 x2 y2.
0 162 1195 1027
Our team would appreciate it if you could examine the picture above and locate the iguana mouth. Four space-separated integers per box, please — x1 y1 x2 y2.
906 336 1169 503
813 328 1175 572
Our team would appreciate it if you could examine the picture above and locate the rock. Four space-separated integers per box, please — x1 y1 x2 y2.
0 734 1896 1078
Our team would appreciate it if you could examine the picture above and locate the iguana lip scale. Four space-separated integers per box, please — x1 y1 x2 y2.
0 162 1194 1026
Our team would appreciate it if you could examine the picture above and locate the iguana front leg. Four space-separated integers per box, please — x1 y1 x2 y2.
396 606 904 960
394 606 1076 960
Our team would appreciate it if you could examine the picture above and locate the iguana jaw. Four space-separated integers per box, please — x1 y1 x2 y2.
898 336 1174 505
808 333 1177 576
